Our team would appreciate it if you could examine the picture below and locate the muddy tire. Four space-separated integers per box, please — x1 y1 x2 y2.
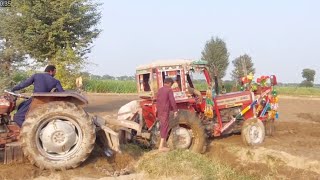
21 101 95 170
241 118 265 146
265 119 275 136
168 110 206 153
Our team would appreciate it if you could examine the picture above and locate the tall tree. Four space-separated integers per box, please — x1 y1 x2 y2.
0 0 101 89
302 68 316 82
301 68 316 87
201 37 229 80
0 5 27 90
0 40 26 90
231 54 255 83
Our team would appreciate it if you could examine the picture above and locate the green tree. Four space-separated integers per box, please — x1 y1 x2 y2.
0 6 27 90
201 37 229 80
300 80 314 87
302 68 316 82
0 0 101 89
102 74 115 80
117 75 132 81
231 54 255 83
90 74 102 80
0 40 26 90
301 68 316 87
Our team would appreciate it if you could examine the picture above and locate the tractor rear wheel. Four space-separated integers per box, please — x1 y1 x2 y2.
21 101 95 170
168 111 206 153
241 118 265 146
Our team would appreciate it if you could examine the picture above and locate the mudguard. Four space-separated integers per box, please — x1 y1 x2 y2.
28 92 88 112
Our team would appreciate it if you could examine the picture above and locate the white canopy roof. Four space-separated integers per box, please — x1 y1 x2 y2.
136 59 193 70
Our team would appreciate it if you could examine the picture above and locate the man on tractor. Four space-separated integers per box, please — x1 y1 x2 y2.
11 65 64 127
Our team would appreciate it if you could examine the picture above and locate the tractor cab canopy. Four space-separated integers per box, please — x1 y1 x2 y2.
136 59 211 99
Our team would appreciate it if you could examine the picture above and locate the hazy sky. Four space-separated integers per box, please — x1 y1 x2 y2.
87 0 320 83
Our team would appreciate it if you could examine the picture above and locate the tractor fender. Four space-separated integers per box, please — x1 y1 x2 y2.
28 92 88 112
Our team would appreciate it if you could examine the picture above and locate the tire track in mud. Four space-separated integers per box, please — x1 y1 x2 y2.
207 140 320 180
206 96 320 179
225 144 320 174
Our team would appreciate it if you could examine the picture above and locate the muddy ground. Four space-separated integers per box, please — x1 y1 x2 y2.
0 94 319 180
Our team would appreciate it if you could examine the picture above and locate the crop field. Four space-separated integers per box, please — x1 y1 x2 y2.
85 80 137 93
84 80 320 97
276 86 320 97
84 80 211 93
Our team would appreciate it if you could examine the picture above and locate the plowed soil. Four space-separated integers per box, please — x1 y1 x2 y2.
0 94 319 180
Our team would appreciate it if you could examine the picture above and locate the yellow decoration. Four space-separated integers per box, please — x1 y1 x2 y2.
270 96 279 104
247 72 254 81
256 104 263 115
268 110 277 119
204 89 214 118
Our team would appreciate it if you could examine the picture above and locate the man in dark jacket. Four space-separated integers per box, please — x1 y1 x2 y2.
11 65 64 127
156 78 178 152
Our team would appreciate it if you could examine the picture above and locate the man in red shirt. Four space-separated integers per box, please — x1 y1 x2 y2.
156 78 178 152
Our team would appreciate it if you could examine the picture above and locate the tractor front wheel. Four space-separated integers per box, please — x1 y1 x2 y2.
241 118 265 146
21 101 95 170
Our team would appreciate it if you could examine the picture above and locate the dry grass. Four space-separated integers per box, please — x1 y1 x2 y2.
137 150 255 180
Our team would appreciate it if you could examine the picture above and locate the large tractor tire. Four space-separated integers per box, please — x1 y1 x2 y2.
241 118 265 146
21 101 95 170
168 110 206 153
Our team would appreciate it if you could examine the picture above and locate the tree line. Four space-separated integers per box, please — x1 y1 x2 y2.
82 73 135 81
200 37 317 87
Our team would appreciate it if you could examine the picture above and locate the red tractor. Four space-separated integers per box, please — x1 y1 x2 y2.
0 90 131 170
118 59 279 152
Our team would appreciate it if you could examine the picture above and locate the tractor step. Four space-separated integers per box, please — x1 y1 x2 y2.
4 141 24 164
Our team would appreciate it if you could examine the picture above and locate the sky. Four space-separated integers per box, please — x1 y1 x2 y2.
87 0 320 83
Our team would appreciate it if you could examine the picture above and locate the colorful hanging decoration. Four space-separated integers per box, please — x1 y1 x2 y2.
256 98 267 116
268 89 279 119
241 72 254 91
257 76 270 87
250 82 258 92
204 89 214 118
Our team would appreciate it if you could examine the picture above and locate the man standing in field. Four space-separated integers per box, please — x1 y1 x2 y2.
76 76 83 92
156 78 178 152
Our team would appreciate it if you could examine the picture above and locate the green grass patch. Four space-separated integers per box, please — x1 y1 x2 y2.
276 86 320 97
137 150 255 180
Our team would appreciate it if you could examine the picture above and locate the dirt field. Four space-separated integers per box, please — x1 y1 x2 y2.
0 94 319 180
